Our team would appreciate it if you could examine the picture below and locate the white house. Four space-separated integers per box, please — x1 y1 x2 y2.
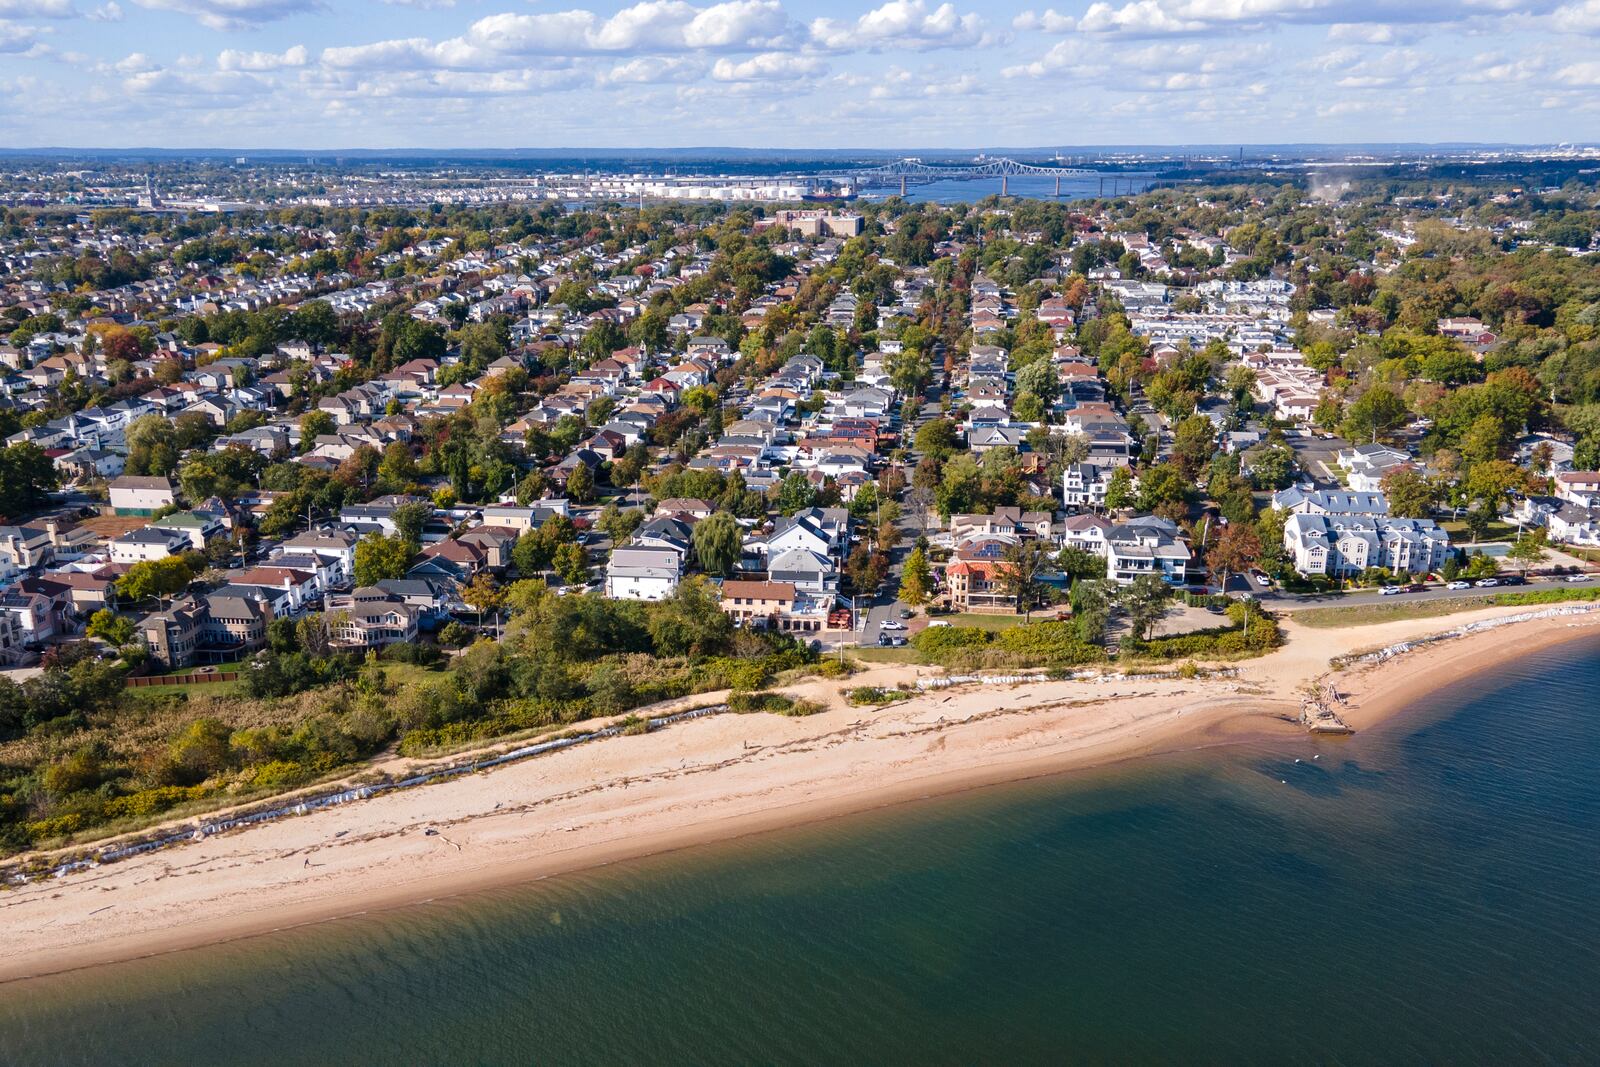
108 475 176 516
109 526 192 564
605 546 682 601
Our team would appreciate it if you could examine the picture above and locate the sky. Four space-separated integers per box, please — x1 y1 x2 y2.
1 0 1599 149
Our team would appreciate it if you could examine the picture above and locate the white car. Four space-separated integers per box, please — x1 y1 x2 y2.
1253 573 1271 587
1476 578 1501 588
925 620 951 628
1446 580 1471 590
1568 573 1594 583
1380 585 1405 596
879 619 906 631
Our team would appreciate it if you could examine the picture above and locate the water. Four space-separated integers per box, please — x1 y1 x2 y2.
3 635 1598 1065
860 173 1158 205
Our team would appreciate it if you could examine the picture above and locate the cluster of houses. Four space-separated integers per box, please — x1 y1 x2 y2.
1275 488 1453 577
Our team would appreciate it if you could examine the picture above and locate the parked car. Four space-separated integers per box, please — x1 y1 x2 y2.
1500 575 1526 586
1567 573 1594 583
1380 585 1405 596
899 608 914 619
879 619 906 631
1253 572 1271 587
1405 583 1427 593
925 620 951 628
1475 578 1501 588
877 633 907 647
1446 580 1472 590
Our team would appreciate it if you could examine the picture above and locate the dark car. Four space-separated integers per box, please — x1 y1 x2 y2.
1500 575 1527 586
1405 583 1427 593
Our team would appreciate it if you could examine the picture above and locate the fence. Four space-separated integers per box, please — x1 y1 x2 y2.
127 671 240 688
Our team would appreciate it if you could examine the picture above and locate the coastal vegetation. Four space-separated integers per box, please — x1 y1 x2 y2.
1296 586 1600 628
0 578 815 856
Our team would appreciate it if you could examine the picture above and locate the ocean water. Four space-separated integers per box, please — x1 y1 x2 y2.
2 635 1598 1065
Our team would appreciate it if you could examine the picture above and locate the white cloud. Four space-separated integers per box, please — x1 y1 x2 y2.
1552 0 1600 31
0 18 41 50
132 0 320 30
1326 21 1407 41
710 50 819 79
598 55 705 83
124 67 268 100
1555 59 1600 83
109 49 158 70
218 43 307 69
810 1 988 51
1013 8 1077 31
86 0 122 18
0 0 74 17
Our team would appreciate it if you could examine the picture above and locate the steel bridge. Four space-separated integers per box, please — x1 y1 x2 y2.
845 156 1136 197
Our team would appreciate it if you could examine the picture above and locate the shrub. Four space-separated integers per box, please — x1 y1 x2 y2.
911 625 991 664
246 761 315 793
727 691 798 713
1492 587 1600 607
995 622 1105 666
103 784 208 820
847 686 909 706
25 812 84 843
618 714 649 735
1121 609 1282 661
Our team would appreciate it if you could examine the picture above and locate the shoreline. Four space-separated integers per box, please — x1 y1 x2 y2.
3 604 1598 985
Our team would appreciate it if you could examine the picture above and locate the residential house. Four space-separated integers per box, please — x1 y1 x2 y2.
109 526 193 564
605 546 683 601
108 474 176 516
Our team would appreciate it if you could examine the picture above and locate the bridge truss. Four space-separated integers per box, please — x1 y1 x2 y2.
847 156 1114 195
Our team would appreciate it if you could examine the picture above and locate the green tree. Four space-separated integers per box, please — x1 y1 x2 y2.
298 411 335 453
1340 386 1409 444
1104 465 1135 511
647 576 732 658
900 545 934 607
116 555 198 606
85 608 134 647
914 418 960 461
461 572 504 629
1507 528 1547 576
1118 574 1171 642
1171 416 1216 480
124 415 178 478
692 510 742 577
389 501 434 549
0 443 58 518
1381 467 1436 519
999 539 1052 618
353 532 411 587
565 463 595 504
553 542 589 586
774 471 818 516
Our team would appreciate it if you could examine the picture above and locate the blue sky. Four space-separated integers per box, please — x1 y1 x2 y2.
2 0 1599 148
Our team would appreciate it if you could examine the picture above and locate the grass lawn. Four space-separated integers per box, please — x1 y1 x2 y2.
1294 596 1498 628
124 676 247 700
1295 586 1600 628
852 646 920 664
1439 519 1520 544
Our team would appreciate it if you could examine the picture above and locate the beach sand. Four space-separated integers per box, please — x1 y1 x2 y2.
3 603 1597 983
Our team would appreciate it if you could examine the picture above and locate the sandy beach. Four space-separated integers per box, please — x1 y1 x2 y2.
3 603 1598 984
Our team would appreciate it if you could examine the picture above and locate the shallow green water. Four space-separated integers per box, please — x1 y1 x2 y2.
3 636 1598 1065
